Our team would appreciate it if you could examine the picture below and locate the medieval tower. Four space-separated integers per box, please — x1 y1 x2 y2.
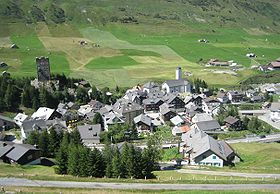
36 57 51 82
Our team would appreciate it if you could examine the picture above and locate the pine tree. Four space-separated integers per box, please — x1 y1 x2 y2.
26 131 39 145
78 146 90 177
55 133 70 174
48 128 60 157
70 129 81 145
120 143 129 178
92 112 103 127
67 144 79 176
112 148 123 178
104 143 114 178
4 84 13 111
38 130 50 157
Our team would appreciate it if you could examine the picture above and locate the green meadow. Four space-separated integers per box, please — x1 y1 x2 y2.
1 22 280 88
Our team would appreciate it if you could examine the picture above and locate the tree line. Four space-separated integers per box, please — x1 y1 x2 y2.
26 127 162 179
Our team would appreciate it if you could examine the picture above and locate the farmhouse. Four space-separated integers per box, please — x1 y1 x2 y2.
181 128 240 167
134 114 153 132
207 59 230 67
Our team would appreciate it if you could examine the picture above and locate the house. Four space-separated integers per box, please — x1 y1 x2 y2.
238 110 268 117
134 114 153 132
224 116 242 130
170 115 184 126
21 119 47 140
267 58 280 70
0 143 41 165
227 91 245 103
31 107 59 121
46 119 67 133
113 100 144 124
163 94 185 112
192 120 222 133
162 79 191 94
207 59 230 67
202 98 221 116
61 110 80 125
250 95 264 103
142 81 161 94
77 124 101 147
159 103 176 121
13 113 28 128
103 111 125 130
192 113 213 123
181 128 240 167
270 102 280 122
143 98 164 112
123 92 142 105
10 44 19 49
78 105 93 117
0 115 16 130
88 100 104 111
0 62 8 68
216 92 229 103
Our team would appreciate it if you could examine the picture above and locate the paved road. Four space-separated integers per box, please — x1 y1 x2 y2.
0 178 280 190
178 169 280 179
226 133 280 144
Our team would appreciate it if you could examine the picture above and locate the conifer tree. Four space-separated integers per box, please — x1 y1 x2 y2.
38 129 50 157
55 133 69 174
112 148 123 178
67 144 79 176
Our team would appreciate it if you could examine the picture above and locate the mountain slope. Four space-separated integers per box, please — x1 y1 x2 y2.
1 0 280 31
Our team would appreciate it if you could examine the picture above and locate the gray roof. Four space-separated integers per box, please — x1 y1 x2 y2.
182 128 235 161
113 100 143 114
147 91 165 99
0 144 14 158
143 98 163 105
224 116 239 125
5 144 39 161
134 114 152 126
143 81 160 89
195 120 221 131
77 124 101 144
159 103 175 115
22 119 47 133
270 102 280 112
164 79 189 87
0 115 14 123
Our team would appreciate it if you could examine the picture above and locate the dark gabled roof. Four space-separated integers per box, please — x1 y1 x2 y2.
0 115 14 123
0 144 14 158
195 120 221 131
224 116 240 125
134 114 152 126
77 124 101 141
164 79 189 87
143 98 163 105
5 144 39 161
22 119 47 133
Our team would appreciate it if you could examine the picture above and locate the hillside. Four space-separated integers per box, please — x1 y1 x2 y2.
1 0 280 31
1 0 280 88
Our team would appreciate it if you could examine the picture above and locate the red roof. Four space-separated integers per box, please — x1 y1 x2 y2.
180 125 191 133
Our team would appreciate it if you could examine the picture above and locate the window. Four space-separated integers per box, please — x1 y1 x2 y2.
202 155 206 159
212 155 217 159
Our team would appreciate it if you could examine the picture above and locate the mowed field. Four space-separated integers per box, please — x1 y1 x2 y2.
0 22 280 88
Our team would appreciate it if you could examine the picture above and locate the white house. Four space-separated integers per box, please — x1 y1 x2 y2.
13 113 28 127
270 102 280 122
31 107 56 121
181 128 240 167
162 80 191 94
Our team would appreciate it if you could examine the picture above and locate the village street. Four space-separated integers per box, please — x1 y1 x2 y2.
0 178 280 191
178 169 280 179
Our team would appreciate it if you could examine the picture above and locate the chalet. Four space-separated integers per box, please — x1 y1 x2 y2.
192 113 213 124
21 119 47 140
78 105 93 117
216 92 229 103
134 114 153 132
227 91 245 103
163 94 185 112
270 102 280 122
77 124 101 147
103 111 125 130
113 99 144 124
123 92 142 105
31 107 60 121
142 81 161 94
181 128 240 167
224 116 242 130
0 143 41 165
46 119 67 133
202 98 221 116
0 115 16 130
143 98 164 112
192 120 222 133
162 79 191 94
88 100 104 111
250 95 264 103
159 103 176 121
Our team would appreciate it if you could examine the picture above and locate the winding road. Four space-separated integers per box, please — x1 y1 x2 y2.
0 178 280 190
